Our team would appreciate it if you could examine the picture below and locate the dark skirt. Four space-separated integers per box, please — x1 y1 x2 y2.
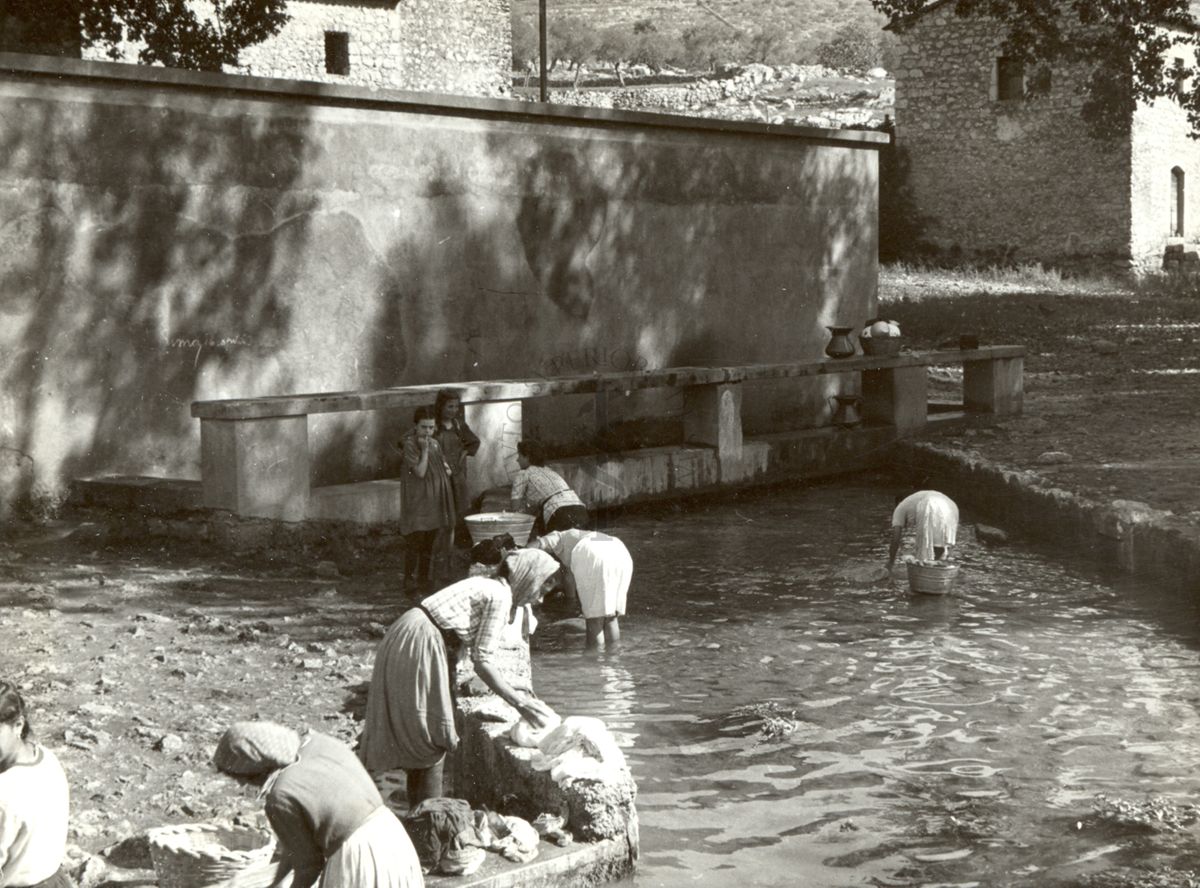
546 504 589 532
359 609 458 772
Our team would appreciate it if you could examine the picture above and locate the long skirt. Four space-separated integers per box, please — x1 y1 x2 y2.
322 806 425 888
571 535 633 619
359 609 456 772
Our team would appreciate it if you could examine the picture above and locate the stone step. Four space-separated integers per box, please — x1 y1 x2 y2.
306 479 403 524
71 476 201 514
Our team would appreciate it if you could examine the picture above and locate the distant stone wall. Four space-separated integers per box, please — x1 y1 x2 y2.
80 0 512 98
892 4 1133 268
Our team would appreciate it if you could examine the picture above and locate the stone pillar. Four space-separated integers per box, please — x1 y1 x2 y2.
464 399 523 506
683 383 745 482
964 356 1024 415
862 366 927 432
199 416 310 521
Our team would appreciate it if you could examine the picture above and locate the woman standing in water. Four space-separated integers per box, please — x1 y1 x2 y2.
432 389 480 547
0 682 71 888
534 528 633 649
359 548 560 806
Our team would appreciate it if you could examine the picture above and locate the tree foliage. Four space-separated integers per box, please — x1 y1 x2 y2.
815 23 880 69
680 21 745 70
511 13 538 72
870 0 1200 138
1 0 289 71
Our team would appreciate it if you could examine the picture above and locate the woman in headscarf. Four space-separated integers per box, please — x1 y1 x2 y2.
359 549 560 806
212 721 423 888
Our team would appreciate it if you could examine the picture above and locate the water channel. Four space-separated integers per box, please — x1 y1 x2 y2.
532 480 1200 887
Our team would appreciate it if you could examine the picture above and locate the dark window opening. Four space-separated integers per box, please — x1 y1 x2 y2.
1173 57 1186 98
1172 166 1185 237
325 31 350 76
996 56 1024 101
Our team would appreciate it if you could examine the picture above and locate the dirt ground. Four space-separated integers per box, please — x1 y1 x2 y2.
883 287 1200 522
3 280 1200 882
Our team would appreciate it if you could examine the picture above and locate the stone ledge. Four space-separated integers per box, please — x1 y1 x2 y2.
894 440 1200 582
0 52 886 158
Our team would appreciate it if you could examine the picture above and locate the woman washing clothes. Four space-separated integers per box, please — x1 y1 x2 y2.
533 528 633 649
0 683 71 888
359 548 561 806
432 389 481 548
510 440 589 535
212 721 423 888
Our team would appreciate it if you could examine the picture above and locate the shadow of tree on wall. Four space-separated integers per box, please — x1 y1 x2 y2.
0 66 316 513
358 116 879 487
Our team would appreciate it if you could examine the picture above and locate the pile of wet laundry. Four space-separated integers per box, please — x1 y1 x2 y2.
403 798 573 876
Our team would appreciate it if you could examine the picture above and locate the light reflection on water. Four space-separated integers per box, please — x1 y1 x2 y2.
530 482 1200 887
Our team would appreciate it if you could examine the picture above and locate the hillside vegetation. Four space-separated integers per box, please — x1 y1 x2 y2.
511 0 889 65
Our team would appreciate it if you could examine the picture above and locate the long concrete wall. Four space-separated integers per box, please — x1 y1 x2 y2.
0 53 884 515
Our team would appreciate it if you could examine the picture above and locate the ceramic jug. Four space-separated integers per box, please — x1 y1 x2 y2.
825 326 857 359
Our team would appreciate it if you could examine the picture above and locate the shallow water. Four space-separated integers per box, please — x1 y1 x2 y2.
531 482 1200 887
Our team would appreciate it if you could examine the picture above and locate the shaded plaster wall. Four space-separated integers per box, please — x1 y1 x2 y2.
893 5 1132 267
1131 42 1200 269
0 55 880 512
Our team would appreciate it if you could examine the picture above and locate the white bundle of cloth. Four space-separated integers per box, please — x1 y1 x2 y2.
529 716 628 782
510 706 562 748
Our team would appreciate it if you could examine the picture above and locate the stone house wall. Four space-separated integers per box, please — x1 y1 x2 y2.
1130 41 1200 269
892 3 1133 268
80 0 512 98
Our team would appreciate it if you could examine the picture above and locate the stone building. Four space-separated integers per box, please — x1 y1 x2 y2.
234 0 512 97
891 0 1199 271
2 0 513 98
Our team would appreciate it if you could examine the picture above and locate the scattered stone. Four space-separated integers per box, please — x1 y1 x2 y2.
1092 339 1120 355
315 560 340 579
1036 451 1072 465
64 845 108 888
975 524 1009 545
133 612 173 623
64 726 112 749
301 658 324 670
99 833 153 869
835 564 890 584
155 733 184 753
1022 417 1050 433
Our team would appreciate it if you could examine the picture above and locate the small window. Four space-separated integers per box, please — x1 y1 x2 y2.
996 56 1025 101
324 31 350 76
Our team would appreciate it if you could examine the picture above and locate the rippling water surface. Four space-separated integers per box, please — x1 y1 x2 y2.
530 481 1200 887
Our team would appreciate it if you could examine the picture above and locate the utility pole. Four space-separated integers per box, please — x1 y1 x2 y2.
695 0 740 32
539 0 548 102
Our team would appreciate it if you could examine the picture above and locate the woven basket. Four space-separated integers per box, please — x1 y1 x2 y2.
861 335 903 357
907 562 960 595
147 823 277 888
464 511 537 546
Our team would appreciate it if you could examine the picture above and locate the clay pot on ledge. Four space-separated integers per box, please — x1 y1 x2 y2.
825 326 857 359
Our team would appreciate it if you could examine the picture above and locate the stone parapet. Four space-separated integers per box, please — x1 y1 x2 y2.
894 440 1200 582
